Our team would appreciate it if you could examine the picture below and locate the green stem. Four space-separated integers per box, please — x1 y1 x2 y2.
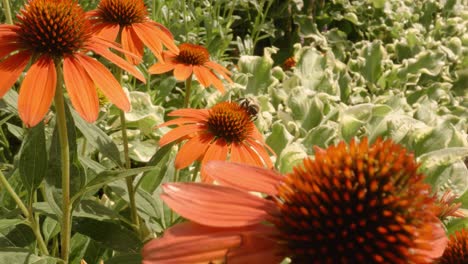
0 170 49 255
112 28 140 232
119 110 140 231
184 74 193 108
54 62 71 263
2 0 13 24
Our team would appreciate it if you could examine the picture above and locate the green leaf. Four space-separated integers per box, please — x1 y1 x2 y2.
74 199 122 222
69 233 108 264
0 219 24 231
72 110 122 167
0 248 41 263
238 48 277 94
361 41 384 84
266 122 293 156
42 217 60 243
46 102 86 216
73 218 141 252
72 167 153 203
19 122 47 194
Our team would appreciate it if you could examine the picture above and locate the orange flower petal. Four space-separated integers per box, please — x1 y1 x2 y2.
205 61 233 82
0 42 20 59
148 61 176 75
132 23 164 61
142 222 240 264
147 21 179 53
193 65 212 87
206 69 226 93
159 124 203 147
238 143 264 167
91 22 119 42
74 53 130 111
87 37 145 82
63 56 99 122
173 64 193 81
200 138 229 182
18 56 56 127
167 108 210 119
247 139 274 168
227 231 285 264
142 222 281 264
161 183 276 227
0 51 30 98
158 117 201 127
122 26 144 65
205 161 282 196
175 134 212 169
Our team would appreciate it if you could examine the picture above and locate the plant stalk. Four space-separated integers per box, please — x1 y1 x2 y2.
0 170 49 255
2 0 13 24
184 74 193 108
54 62 71 263
119 110 139 231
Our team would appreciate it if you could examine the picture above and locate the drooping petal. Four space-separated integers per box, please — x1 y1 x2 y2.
239 143 264 167
247 139 274 168
135 22 179 56
206 68 226 93
148 61 176 75
167 108 210 120
86 37 145 83
74 53 130 111
205 161 283 196
227 228 286 264
159 124 204 147
142 222 281 264
157 117 201 127
147 21 179 53
142 222 242 264
63 56 99 122
173 64 193 81
161 183 276 227
90 22 119 41
122 26 144 65
175 134 212 169
18 56 56 127
0 42 21 59
132 23 164 61
193 65 212 87
200 138 229 182
205 61 233 82
0 51 31 98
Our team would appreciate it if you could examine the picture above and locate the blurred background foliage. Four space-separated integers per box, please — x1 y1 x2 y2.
0 0 467 263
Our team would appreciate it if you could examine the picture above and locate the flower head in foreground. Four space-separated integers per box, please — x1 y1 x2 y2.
0 0 145 127
149 43 232 93
87 0 178 64
142 138 447 264
437 229 468 264
158 101 273 182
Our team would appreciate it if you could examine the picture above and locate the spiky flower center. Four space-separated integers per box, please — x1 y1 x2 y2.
206 102 253 143
438 229 468 264
97 0 147 26
16 0 90 56
274 139 437 263
176 43 210 65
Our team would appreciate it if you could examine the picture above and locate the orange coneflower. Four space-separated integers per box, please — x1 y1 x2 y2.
142 138 448 263
87 0 178 64
0 0 145 127
438 229 468 263
158 101 273 182
149 43 232 93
